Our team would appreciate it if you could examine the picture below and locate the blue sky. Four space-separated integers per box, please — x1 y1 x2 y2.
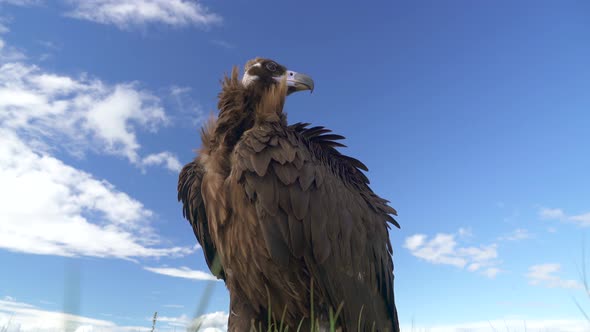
0 0 589 331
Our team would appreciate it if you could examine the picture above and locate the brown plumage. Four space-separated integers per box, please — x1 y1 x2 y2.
178 58 400 332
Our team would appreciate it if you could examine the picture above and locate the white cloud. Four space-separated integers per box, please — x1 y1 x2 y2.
404 234 467 268
404 230 501 278
526 263 583 290
403 234 425 251
0 130 193 259
0 0 41 6
540 207 566 220
141 151 182 172
482 267 500 278
143 266 218 281
498 228 532 241
0 298 150 332
190 312 228 332
0 61 180 168
401 318 588 332
143 312 227 332
65 0 221 29
84 84 167 162
0 27 190 259
570 212 590 225
539 207 590 227
154 314 191 327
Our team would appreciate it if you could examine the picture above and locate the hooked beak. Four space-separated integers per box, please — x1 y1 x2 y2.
274 70 314 95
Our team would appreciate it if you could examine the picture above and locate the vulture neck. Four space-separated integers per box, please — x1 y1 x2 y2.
214 68 288 151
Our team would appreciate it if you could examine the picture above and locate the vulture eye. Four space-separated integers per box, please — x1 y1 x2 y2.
266 62 277 72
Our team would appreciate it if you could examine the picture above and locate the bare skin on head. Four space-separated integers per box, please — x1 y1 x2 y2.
178 58 400 332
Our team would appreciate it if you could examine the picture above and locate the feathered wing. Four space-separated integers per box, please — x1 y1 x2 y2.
232 122 400 331
178 158 225 280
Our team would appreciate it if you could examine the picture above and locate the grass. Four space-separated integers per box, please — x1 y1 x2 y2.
188 279 344 332
187 240 590 332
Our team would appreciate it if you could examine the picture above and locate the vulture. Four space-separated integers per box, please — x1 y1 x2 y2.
178 58 400 332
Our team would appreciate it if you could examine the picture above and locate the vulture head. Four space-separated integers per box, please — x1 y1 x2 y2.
241 58 314 96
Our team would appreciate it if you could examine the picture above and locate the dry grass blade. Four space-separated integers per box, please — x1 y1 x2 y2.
488 320 498 332
150 312 158 332
574 238 590 323
357 305 364 332
328 302 344 332
575 297 590 322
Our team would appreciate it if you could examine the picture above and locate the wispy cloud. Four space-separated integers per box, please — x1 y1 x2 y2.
571 213 590 225
539 207 590 227
481 267 501 278
540 207 567 220
498 228 533 241
210 39 235 49
0 24 25 61
143 266 218 281
0 298 150 332
37 40 61 51
0 0 41 6
404 229 501 278
168 85 206 127
65 0 222 29
457 227 472 238
526 263 582 290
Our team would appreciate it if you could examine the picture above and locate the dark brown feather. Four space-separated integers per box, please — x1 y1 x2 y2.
289 183 310 220
177 159 225 280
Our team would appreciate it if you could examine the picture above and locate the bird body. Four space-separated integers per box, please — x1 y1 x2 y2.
178 58 400 331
